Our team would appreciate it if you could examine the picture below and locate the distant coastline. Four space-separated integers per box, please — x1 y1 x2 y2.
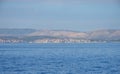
0 29 120 43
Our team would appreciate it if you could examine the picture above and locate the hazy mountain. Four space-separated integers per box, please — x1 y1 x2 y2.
0 29 120 43
88 29 120 40
0 28 36 36
27 29 120 40
27 30 88 39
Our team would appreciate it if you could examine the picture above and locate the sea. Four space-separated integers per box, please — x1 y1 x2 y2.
0 43 120 74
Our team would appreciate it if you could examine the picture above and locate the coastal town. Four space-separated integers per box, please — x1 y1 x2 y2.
0 29 119 43
0 38 107 43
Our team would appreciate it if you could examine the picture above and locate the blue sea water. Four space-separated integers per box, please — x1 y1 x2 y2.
0 43 120 74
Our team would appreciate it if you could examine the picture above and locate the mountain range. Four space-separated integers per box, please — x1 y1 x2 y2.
0 29 120 43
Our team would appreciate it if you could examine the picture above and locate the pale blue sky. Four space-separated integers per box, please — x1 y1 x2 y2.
0 0 120 31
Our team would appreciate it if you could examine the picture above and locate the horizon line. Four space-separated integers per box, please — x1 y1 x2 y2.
0 28 119 32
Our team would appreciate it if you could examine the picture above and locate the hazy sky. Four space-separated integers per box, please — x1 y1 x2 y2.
0 0 120 31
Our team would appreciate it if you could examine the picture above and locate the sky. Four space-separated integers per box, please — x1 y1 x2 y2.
0 0 120 31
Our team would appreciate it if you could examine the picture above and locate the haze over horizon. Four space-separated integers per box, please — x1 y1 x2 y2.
0 0 120 31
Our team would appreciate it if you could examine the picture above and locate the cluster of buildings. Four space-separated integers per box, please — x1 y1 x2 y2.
0 38 107 43
30 39 91 43
0 39 23 43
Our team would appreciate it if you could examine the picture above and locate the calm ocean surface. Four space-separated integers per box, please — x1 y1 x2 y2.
0 43 120 74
